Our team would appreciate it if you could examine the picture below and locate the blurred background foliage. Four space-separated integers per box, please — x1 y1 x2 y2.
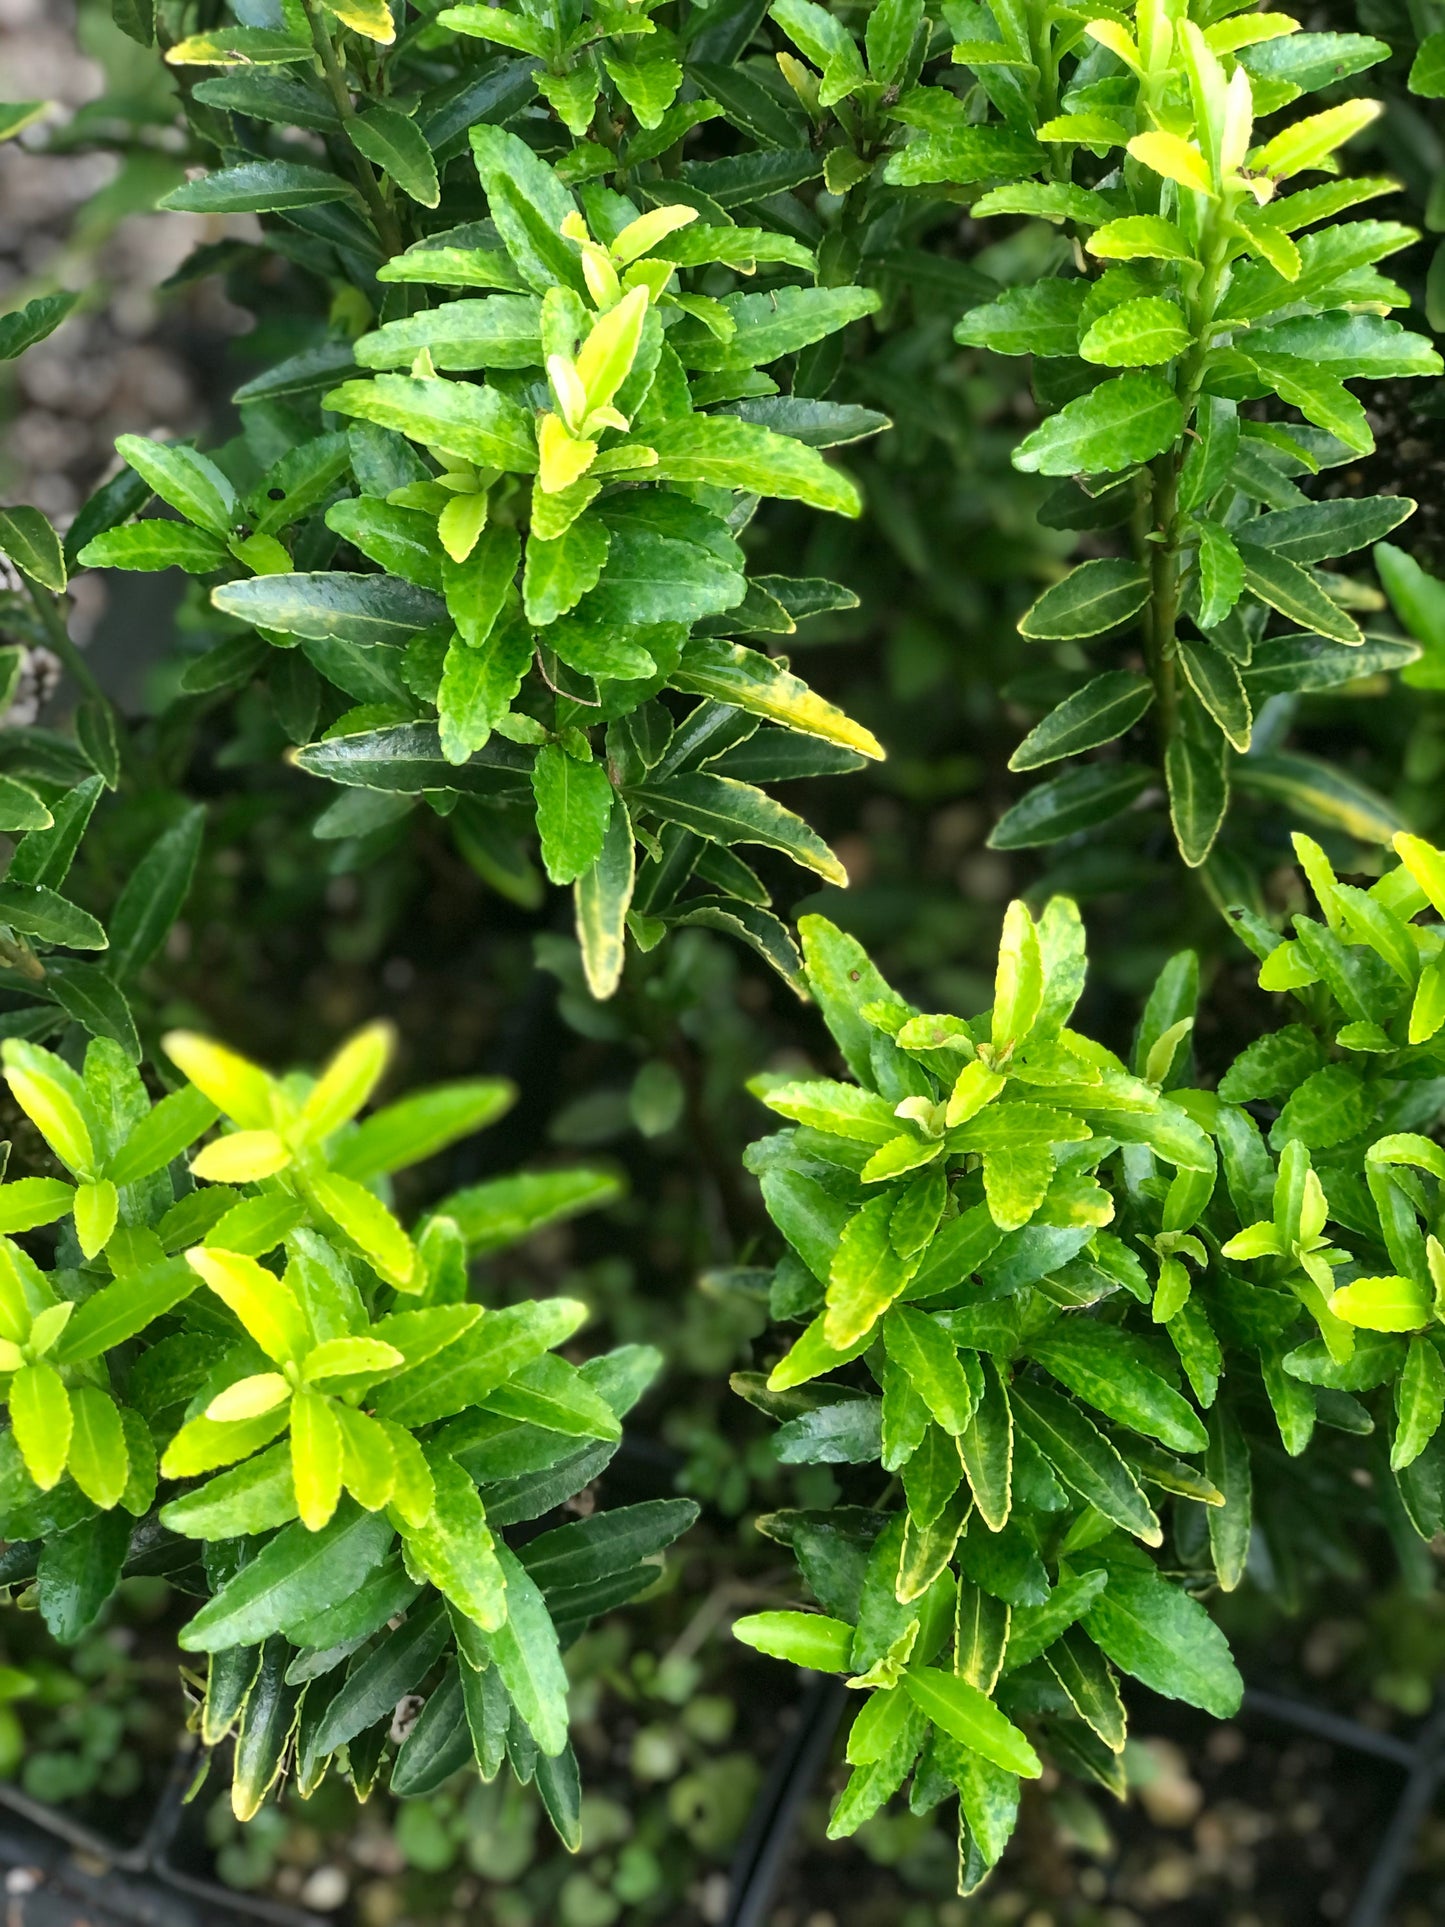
5 0 1445 1920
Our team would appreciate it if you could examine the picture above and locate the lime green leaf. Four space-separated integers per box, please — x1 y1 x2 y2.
66 1387 129 1509
186 1246 311 1363
732 1610 854 1671
306 1170 415 1289
900 1666 1041 1778
10 1362 72 1489
1330 1274 1433 1332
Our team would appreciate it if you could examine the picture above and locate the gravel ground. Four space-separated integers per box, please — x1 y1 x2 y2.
0 0 246 704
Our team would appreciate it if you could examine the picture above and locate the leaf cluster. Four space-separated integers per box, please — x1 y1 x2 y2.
0 1018 692 1831
739 828 1445 1878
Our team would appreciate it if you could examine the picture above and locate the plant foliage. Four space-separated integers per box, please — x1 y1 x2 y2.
738 828 1445 1880
0 1018 692 1828
0 0 1443 1889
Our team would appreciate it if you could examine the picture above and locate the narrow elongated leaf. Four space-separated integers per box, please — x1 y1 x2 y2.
180 1505 394 1651
1018 560 1149 640
1010 1381 1161 1544
626 771 846 884
901 1667 1041 1778
161 162 358 215
1009 672 1153 770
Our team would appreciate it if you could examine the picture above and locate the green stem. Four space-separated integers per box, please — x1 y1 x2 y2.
1138 206 1235 756
300 0 406 258
23 575 107 709
1145 455 1181 751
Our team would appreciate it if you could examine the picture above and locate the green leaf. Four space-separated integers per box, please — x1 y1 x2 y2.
180 1504 393 1651
325 374 536 473
481 1544 570 1752
983 1542 1088 1665
469 125 585 298
0 778 51 836
482 1352 622 1440
826 1196 917 1348
434 1170 620 1254
348 104 439 209
1018 560 1149 640
78 521 230 574
0 292 80 362
1045 1629 1126 1750
0 882 106 951
1193 523 1246 636
672 641 882 759
1233 751 1403 844
0 507 65 592
376 1297 589 1425
0 1177 73 1235
575 800 635 1001
436 633 528 770
1204 1399 1252 1591
1010 1381 1161 1544
882 124 1044 188
955 282 1086 358
1393 1338 1445 1471
900 1666 1041 1779
1088 216 1195 262
391 1665 474 1797
626 771 845 884
325 500 443 591
311 1598 451 1757
307 1170 413 1288
1079 296 1190 368
1410 30 1445 95
523 516 611 628
213 572 445 647
332 1079 512 1183
11 1362 71 1490
189 1246 310 1363
1029 1325 1206 1454
1250 496 1414 566
108 804 204 980
1014 375 1185 477
988 765 1152 849
64 1395 128 1510
1330 1273 1433 1332
1082 1567 1242 1716
645 416 862 518
1237 542 1362 645
761 1079 898 1145
159 1443 297 1539
883 1308 977 1437
1178 640 1250 752
36 1511 131 1644
959 1354 1014 1533
402 1456 506 1627
165 26 311 63
732 1610 854 1671
530 747 613 888
160 162 357 215
1009 672 1154 771
10 774 102 891
1165 730 1229 869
